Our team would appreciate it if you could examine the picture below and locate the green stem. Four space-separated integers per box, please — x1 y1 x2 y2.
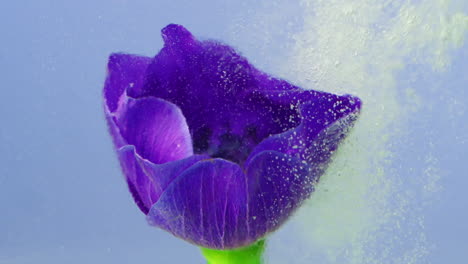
200 240 265 264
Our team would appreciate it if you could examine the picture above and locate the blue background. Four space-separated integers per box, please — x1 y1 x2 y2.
1 1 466 263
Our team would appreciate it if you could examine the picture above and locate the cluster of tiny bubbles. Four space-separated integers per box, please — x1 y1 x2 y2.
228 0 467 263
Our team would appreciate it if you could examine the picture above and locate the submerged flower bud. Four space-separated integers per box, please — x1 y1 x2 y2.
103 24 361 249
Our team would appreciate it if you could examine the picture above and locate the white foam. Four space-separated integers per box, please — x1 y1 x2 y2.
230 0 467 263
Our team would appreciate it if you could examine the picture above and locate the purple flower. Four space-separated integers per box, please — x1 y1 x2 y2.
103 24 361 249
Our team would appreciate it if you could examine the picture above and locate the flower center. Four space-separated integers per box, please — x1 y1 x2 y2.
193 125 261 165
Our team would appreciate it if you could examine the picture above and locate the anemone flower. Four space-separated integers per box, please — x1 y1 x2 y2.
103 24 361 264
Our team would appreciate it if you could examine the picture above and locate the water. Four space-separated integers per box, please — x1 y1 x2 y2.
1 0 467 263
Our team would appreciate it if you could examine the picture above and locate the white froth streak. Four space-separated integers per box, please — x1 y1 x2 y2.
227 0 466 262
282 0 467 263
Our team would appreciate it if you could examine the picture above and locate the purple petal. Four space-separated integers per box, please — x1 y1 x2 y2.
115 97 193 164
138 153 210 202
104 53 151 113
118 146 209 214
239 93 361 239
147 159 250 249
245 151 314 240
104 112 126 149
161 24 197 49
118 145 158 214
246 92 361 165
